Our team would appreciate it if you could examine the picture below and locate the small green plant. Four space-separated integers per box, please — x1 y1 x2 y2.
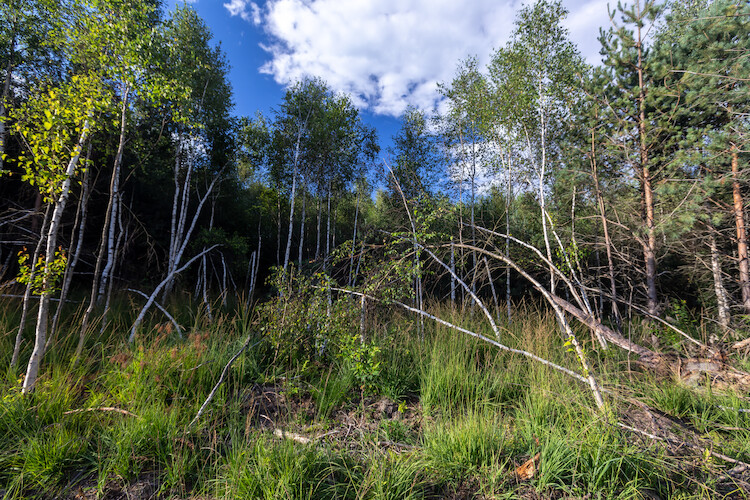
339 333 381 396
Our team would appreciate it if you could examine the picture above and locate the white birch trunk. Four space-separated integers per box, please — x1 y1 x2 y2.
100 192 126 333
505 153 512 323
348 187 360 287
220 252 228 308
97 85 130 302
709 230 731 330
484 257 500 322
51 146 91 338
283 165 298 272
23 118 91 393
536 87 555 295
11 207 51 369
129 245 220 342
325 181 331 259
450 239 456 304
283 120 306 272
298 180 307 268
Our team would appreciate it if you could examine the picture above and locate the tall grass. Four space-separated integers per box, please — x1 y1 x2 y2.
0 294 744 498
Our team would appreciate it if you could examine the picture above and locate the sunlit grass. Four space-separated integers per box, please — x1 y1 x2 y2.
0 294 744 498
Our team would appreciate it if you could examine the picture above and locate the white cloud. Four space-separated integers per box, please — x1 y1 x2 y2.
224 0 262 25
563 0 613 65
247 0 612 117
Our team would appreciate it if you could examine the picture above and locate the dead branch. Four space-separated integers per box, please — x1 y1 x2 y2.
63 407 138 418
189 334 261 429
327 286 592 387
272 428 339 444
732 336 750 350
126 288 182 339
129 244 220 342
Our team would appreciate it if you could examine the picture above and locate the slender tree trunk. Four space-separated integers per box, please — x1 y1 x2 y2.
636 12 658 316
591 136 622 329
164 139 184 298
450 239 456 304
458 145 465 307
315 196 322 260
332 204 336 250
100 192 127 333
349 186 360 287
23 118 91 393
77 168 119 359
276 195 281 266
283 168 298 272
325 181 332 259
709 228 731 330
505 153 512 323
470 140 477 297
98 84 130 303
220 252 228 308
298 179 307 268
202 254 212 321
247 251 256 296
283 120 306 272
536 82 555 295
732 144 750 314
51 145 92 338
11 206 51 369
484 257 500 322
0 30 15 172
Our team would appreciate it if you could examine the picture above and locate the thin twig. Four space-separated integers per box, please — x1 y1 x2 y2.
326 286 590 385
126 288 182 339
189 335 261 429
63 407 138 418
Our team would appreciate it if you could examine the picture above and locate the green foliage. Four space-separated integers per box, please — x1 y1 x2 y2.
4 73 106 201
16 245 67 295
257 268 383 395
338 332 381 392
388 105 441 200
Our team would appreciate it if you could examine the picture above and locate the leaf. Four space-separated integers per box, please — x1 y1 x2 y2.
515 452 540 481
44 121 52 130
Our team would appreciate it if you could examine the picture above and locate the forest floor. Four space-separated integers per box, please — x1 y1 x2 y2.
2 295 750 499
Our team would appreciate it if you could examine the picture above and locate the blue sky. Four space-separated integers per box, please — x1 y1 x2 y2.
167 0 615 152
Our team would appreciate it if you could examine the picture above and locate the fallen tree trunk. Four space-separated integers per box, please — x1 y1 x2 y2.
450 241 750 392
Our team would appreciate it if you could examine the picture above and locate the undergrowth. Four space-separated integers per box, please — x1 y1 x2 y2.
0 291 748 499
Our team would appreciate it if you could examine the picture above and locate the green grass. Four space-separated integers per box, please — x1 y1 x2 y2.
0 294 748 498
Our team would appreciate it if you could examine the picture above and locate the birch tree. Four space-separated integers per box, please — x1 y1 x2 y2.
489 0 586 297
76 0 183 341
6 73 106 392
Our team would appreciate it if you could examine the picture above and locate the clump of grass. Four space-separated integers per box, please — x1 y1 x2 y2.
423 408 508 482
356 452 430 500
215 437 356 499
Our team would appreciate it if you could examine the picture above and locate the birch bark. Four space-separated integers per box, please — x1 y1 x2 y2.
23 118 91 393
